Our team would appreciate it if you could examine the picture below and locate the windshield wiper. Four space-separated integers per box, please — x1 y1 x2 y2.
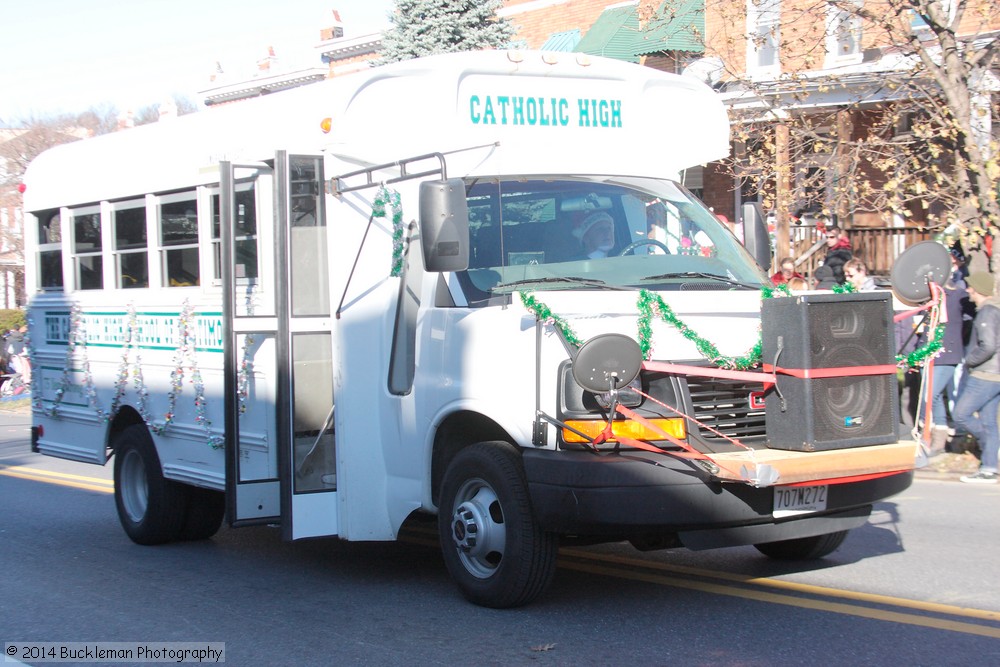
491 276 624 293
638 272 759 290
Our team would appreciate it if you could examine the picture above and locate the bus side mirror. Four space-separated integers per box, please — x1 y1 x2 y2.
419 179 469 273
741 202 771 270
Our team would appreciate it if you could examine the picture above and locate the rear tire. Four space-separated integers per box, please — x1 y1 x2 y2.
438 441 558 608
179 487 225 541
754 530 849 560
113 424 187 545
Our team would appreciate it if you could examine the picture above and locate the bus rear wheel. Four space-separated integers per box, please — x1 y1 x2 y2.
179 487 225 541
754 530 849 560
438 441 558 608
113 424 188 545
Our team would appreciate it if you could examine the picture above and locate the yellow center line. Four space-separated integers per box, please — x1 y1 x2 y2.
402 526 999 634
560 547 1000 624
559 559 1000 639
0 465 113 494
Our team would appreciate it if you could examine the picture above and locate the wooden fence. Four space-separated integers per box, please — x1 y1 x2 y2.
783 225 934 279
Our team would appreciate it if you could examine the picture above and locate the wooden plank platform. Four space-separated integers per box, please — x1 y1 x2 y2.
708 441 919 485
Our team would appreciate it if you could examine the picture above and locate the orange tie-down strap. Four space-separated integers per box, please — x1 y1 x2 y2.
642 360 897 383
612 405 774 485
762 363 898 379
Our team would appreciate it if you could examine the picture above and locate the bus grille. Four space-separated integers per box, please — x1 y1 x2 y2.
684 375 766 440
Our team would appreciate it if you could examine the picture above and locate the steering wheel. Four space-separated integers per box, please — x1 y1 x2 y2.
618 239 671 256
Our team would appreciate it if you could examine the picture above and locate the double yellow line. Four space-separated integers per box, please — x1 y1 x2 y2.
0 465 113 494
558 548 1000 639
402 531 1000 638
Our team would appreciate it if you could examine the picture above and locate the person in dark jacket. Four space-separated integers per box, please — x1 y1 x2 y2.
923 267 969 452
819 226 853 284
953 272 1000 483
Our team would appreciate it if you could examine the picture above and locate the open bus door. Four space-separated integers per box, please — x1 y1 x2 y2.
222 153 337 539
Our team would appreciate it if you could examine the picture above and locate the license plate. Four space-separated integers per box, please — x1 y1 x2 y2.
773 485 828 518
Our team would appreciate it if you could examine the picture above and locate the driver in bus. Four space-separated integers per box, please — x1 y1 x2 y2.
572 211 616 259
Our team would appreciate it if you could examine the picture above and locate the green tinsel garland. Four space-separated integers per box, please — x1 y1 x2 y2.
373 186 404 277
832 282 856 294
518 292 584 347
636 290 763 369
897 323 945 368
519 282 939 371
519 288 771 369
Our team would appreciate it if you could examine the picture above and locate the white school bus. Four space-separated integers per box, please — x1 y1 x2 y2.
23 51 916 608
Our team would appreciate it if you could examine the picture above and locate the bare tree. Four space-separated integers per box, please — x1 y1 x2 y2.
133 94 200 127
0 113 92 305
658 0 999 268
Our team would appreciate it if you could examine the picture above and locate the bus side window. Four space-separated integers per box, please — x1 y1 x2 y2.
72 209 103 290
36 209 64 290
113 202 149 289
160 195 200 287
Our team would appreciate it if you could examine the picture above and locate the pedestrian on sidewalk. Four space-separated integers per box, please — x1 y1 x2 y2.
953 271 1000 484
924 255 970 453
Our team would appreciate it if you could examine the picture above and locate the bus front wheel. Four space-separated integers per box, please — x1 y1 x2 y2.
113 424 187 545
438 441 558 608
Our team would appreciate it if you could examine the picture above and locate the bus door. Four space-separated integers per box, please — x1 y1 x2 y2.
222 154 337 539
221 160 281 527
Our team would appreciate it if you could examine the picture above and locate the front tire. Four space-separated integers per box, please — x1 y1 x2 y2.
754 530 849 560
438 441 558 608
113 424 188 545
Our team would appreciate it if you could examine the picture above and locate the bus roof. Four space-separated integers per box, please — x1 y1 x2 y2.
24 50 730 211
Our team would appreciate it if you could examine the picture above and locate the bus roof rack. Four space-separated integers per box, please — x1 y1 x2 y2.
329 142 499 195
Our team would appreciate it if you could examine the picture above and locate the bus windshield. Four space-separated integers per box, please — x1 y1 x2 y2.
458 177 768 302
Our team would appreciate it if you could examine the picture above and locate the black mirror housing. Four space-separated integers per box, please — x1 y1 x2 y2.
741 202 772 271
419 179 469 273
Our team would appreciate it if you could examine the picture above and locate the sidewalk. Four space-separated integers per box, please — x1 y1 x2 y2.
916 450 982 480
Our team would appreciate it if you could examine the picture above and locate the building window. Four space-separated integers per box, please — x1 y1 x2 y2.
114 202 148 289
160 193 199 287
36 209 63 290
71 207 103 290
747 0 781 77
826 1 862 64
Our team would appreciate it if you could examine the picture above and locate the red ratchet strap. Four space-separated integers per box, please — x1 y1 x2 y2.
642 361 775 386
643 359 894 383
613 404 752 481
612 405 711 459
590 418 701 459
762 364 897 379
894 281 943 323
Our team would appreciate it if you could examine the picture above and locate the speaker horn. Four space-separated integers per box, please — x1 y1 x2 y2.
890 241 950 305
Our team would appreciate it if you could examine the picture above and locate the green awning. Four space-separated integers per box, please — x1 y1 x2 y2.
541 29 582 53
575 1 704 62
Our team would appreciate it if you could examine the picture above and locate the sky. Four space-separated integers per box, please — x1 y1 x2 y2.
0 0 395 124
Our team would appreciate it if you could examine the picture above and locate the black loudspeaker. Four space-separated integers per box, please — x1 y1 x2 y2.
762 292 899 451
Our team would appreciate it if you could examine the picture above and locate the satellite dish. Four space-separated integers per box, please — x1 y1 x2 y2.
681 57 724 87
890 241 950 305
571 334 643 394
